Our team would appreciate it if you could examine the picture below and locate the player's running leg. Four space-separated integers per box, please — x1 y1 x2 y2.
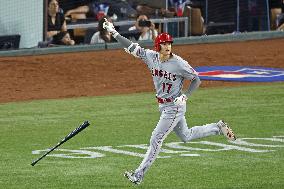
173 118 236 142
124 106 182 184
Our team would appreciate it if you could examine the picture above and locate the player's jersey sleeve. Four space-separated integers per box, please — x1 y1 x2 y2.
177 57 198 80
136 48 158 67
173 56 201 97
113 33 157 67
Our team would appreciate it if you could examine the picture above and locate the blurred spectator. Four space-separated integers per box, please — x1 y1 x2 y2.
90 16 115 44
47 0 75 46
59 0 89 14
64 1 107 21
128 0 175 18
247 0 262 32
276 0 284 30
277 12 284 30
269 0 283 30
54 31 75 45
107 0 137 20
128 15 158 41
64 0 136 21
168 0 191 17
47 0 66 39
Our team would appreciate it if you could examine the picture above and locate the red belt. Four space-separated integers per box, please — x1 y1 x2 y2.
157 97 173 104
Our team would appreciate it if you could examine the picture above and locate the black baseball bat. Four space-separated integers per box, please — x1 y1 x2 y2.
31 120 90 166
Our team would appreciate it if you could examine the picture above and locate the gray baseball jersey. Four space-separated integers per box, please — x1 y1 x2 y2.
138 48 198 100
113 34 222 183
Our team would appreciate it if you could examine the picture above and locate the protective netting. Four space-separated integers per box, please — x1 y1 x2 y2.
0 0 44 49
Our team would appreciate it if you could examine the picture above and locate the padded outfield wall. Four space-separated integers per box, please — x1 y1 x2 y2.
0 31 284 57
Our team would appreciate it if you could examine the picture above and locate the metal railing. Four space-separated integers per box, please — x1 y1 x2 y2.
67 17 188 37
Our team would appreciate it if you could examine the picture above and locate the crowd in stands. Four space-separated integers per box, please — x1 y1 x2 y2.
39 0 75 47
40 0 284 48
40 0 192 47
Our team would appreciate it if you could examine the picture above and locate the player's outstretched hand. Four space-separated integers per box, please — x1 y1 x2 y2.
103 18 117 35
174 94 188 106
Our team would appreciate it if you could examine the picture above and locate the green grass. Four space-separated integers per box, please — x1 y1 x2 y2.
0 83 283 189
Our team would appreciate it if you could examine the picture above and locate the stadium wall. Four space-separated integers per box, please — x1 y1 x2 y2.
0 0 44 48
0 31 283 57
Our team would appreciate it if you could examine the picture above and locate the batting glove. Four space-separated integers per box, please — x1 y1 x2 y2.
174 94 188 106
102 18 118 37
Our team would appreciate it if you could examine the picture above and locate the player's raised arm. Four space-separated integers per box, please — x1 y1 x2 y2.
102 18 142 58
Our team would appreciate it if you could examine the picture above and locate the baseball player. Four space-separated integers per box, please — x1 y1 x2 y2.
102 18 236 185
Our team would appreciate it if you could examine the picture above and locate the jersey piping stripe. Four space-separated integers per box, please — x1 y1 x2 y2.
144 107 179 172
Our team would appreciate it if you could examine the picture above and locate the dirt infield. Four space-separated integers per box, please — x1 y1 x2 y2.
0 38 283 103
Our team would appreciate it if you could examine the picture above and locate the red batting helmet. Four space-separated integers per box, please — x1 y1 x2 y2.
154 33 173 51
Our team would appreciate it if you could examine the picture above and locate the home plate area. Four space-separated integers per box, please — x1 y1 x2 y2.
195 66 284 82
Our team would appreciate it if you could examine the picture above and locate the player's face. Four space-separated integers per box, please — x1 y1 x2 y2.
159 42 172 56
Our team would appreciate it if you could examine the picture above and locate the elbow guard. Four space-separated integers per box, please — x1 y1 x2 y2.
124 43 140 58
